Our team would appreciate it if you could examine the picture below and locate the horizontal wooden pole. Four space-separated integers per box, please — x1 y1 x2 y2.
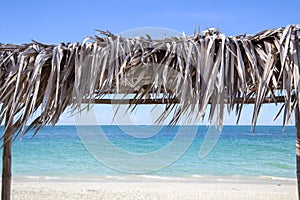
81 96 286 105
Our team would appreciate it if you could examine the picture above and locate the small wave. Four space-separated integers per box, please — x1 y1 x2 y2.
190 175 204 178
259 176 296 181
103 176 126 180
22 176 40 179
136 175 185 181
44 176 61 180
15 175 64 181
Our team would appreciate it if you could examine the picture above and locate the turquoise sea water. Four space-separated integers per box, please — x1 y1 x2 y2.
0 126 296 179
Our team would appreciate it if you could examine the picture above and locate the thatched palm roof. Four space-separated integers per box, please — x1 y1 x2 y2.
0 25 299 139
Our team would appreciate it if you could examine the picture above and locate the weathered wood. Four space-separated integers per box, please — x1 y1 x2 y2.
1 134 12 200
295 105 300 200
85 96 286 105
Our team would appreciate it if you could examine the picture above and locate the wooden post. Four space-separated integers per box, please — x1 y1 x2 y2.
1 133 12 200
295 105 300 200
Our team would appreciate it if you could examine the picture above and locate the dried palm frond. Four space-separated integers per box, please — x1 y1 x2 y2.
0 24 299 139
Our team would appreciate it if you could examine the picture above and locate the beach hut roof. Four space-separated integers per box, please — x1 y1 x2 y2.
0 25 299 139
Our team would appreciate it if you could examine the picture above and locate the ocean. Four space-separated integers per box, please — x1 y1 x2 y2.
1 125 296 179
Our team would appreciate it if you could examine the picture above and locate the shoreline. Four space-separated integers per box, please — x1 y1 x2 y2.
11 175 297 200
12 174 297 182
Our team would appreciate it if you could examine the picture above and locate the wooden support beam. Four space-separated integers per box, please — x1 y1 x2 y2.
83 96 286 105
1 134 12 200
295 105 300 200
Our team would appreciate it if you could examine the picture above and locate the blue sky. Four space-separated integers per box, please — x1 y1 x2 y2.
1 0 299 125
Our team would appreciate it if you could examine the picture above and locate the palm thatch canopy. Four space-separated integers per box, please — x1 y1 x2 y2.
0 25 299 139
0 24 300 200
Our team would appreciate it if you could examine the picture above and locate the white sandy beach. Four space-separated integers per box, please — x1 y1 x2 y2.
11 176 296 200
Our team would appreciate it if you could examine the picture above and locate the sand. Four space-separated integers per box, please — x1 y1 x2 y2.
11 176 296 200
